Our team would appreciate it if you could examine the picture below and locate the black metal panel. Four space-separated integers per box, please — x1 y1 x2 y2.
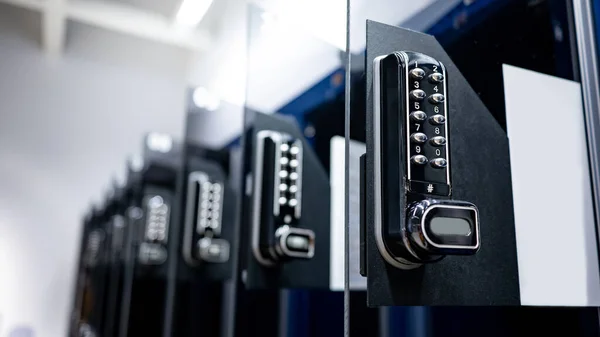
364 21 519 305
125 138 182 337
127 186 173 336
241 111 331 289
177 151 236 282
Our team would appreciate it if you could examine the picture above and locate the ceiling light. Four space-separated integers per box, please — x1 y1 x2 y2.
193 87 221 111
147 133 174 153
176 0 214 26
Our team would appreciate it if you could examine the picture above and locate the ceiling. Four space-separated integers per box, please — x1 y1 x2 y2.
111 0 230 33
0 0 229 55
111 0 180 18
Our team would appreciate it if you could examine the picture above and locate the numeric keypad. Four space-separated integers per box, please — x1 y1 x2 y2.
253 130 315 267
405 52 450 196
369 50 480 273
183 171 230 265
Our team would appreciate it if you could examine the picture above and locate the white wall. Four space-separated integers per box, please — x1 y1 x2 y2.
0 4 189 337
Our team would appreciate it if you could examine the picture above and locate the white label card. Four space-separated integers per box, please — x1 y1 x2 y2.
503 64 600 306
330 136 366 291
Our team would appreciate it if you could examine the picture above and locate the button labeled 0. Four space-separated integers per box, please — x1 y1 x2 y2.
430 158 447 168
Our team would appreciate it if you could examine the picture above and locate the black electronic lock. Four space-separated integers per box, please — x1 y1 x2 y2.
137 193 171 265
75 207 103 337
180 144 237 270
70 208 93 337
78 197 112 337
133 132 180 268
370 51 480 269
182 170 230 265
241 111 329 289
101 181 129 337
252 130 315 267
121 132 181 337
362 22 519 306
167 145 238 337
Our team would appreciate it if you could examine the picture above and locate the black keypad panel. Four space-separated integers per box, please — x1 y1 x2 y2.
188 172 224 237
275 138 303 226
139 194 170 265
144 195 170 243
184 171 229 264
403 51 451 196
255 130 309 264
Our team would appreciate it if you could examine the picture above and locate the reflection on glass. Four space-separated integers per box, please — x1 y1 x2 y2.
242 3 347 337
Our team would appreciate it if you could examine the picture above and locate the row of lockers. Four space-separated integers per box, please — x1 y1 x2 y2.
70 111 339 337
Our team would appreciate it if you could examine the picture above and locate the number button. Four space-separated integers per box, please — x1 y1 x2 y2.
411 155 428 165
429 72 444 83
429 93 445 104
410 89 426 101
410 133 427 144
430 114 445 125
430 158 447 169
410 111 427 121
429 136 446 146
410 68 425 80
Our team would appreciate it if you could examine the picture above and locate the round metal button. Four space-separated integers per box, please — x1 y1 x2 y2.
429 72 444 83
430 136 446 146
429 93 445 104
411 155 428 165
410 68 425 80
430 114 446 125
410 111 427 121
410 132 427 143
431 158 447 168
410 89 426 101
